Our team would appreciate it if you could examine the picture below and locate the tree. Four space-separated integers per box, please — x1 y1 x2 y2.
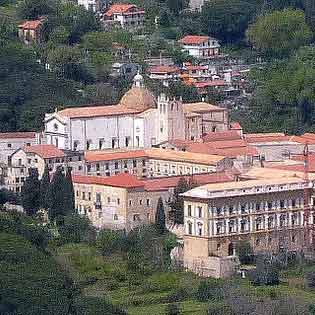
251 255 279 286
166 303 181 315
64 167 75 215
304 0 315 28
58 214 95 244
48 166 67 221
247 9 312 58
155 197 166 234
169 178 190 225
39 164 50 210
236 240 253 264
21 168 40 216
166 0 185 16
17 0 57 19
201 0 257 42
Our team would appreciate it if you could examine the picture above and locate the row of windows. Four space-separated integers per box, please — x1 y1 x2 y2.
76 191 151 207
87 159 146 172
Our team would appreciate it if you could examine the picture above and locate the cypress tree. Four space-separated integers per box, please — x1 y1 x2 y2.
64 167 75 214
48 166 67 221
155 197 166 234
21 168 40 216
169 177 189 225
40 164 50 210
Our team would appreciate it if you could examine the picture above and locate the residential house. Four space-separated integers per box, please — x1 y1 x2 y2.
102 4 145 31
178 35 220 60
18 18 46 44
7 145 84 193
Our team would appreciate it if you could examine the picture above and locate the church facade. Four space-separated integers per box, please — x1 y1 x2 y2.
44 74 228 151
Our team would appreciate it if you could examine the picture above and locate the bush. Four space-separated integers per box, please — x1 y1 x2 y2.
165 287 189 303
207 303 232 315
58 214 96 245
166 303 181 315
306 272 315 290
236 241 253 265
195 280 223 302
251 256 279 286
96 229 126 256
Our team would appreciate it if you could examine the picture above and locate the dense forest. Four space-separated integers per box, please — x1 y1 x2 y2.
1 0 315 133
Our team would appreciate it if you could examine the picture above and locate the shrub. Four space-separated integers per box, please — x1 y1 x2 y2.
251 255 279 286
207 303 232 315
96 229 126 256
236 240 253 265
306 272 315 290
166 303 181 315
195 280 223 302
165 287 189 303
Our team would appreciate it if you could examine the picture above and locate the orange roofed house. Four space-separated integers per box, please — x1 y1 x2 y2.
178 35 221 59
18 17 46 45
102 3 145 31
73 171 236 231
6 144 84 193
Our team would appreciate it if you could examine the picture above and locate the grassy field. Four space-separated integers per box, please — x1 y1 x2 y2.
53 243 315 314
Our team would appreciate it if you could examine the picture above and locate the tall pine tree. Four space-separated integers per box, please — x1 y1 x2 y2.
64 167 75 214
48 166 67 221
40 164 50 210
168 177 189 225
155 197 166 234
21 168 40 216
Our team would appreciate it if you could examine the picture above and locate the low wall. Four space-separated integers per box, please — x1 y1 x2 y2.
184 255 240 278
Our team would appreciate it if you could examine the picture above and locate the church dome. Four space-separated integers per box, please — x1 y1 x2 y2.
120 86 157 112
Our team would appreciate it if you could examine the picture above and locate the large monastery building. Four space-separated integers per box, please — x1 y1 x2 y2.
44 74 228 151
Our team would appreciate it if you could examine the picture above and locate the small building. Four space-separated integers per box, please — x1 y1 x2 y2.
102 3 145 31
110 62 141 80
7 144 83 193
78 0 102 12
178 35 220 60
18 18 46 45
147 65 180 86
0 132 40 164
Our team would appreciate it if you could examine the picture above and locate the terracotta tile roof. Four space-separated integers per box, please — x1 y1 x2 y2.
73 173 144 188
164 139 195 150
143 172 235 191
183 102 225 114
245 135 294 143
266 163 315 173
185 65 208 71
57 104 141 119
148 65 180 74
194 80 226 88
230 122 242 130
178 35 210 45
186 143 258 158
202 130 241 142
145 148 225 165
85 150 146 162
23 144 65 159
18 20 43 30
301 133 315 140
291 134 315 145
104 4 142 16
0 132 36 139
245 133 285 138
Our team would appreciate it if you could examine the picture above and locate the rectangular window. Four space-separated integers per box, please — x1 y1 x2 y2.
133 160 137 168
198 206 202 218
82 192 86 200
187 205 192 216
88 192 91 201
7 143 11 148
115 162 119 169
105 163 109 170
146 199 150 206
96 163 100 172
292 199 296 207
117 198 120 205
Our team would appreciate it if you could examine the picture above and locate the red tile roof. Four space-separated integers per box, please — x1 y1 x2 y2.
58 104 141 119
185 65 208 71
0 132 36 139
143 172 235 191
148 65 180 74
178 35 210 45
104 4 143 16
73 173 144 188
202 130 241 142
186 143 258 158
85 150 146 162
23 144 64 159
245 135 292 143
18 20 43 30
230 122 242 130
194 80 226 88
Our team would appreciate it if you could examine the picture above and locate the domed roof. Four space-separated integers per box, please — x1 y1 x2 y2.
120 87 157 112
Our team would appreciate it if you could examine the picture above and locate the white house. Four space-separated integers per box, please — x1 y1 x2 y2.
178 35 221 59
102 3 145 30
78 0 101 12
